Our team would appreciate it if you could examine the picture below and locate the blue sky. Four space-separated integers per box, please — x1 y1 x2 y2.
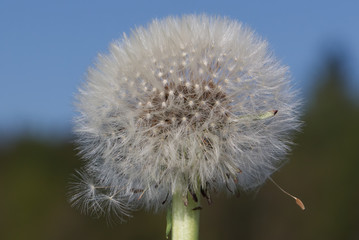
1 0 358 135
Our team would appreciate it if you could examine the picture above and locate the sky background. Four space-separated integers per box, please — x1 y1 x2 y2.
1 0 359 136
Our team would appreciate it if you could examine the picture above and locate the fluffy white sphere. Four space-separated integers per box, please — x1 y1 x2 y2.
70 15 301 219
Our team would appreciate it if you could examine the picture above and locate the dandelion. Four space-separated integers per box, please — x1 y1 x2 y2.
70 15 302 239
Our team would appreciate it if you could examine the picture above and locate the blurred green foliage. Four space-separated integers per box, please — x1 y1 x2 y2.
1 56 358 240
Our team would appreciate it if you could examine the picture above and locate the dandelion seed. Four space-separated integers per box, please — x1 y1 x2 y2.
70 14 301 226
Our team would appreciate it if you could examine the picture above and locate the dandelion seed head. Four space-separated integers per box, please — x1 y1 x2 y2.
71 14 301 220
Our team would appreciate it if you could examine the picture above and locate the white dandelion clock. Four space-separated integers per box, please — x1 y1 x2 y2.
70 14 302 239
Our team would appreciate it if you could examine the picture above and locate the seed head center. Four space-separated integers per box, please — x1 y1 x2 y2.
138 79 230 134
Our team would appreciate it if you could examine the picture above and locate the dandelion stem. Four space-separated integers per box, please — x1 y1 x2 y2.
171 191 200 240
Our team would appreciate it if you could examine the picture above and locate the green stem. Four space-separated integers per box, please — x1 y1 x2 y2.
171 191 200 240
